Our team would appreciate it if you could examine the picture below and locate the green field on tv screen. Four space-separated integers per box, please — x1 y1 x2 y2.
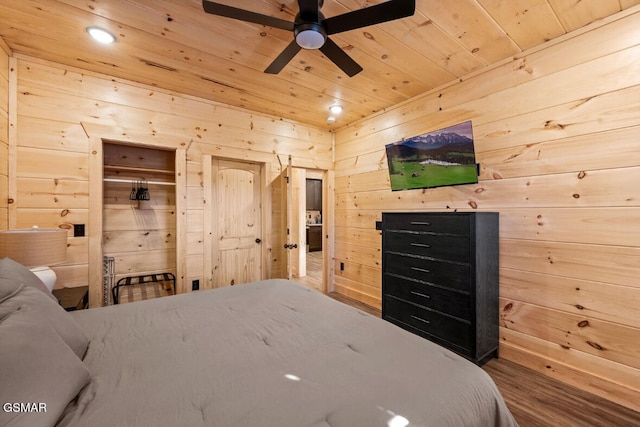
388 160 478 191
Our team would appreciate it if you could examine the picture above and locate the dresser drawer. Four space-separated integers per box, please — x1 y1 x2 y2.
383 213 470 235
385 231 470 262
383 296 471 350
383 275 471 320
383 252 471 292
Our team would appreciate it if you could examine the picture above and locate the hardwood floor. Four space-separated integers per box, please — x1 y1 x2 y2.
483 358 640 427
325 292 640 427
293 250 323 291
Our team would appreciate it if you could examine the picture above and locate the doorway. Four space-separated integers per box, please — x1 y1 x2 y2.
302 174 323 291
286 167 325 291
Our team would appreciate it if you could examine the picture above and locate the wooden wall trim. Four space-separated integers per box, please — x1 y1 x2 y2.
202 154 212 290
0 45 9 230
323 169 335 293
175 148 187 295
7 57 17 229
262 161 273 280
87 137 103 308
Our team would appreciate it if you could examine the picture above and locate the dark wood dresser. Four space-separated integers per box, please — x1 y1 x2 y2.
381 212 499 365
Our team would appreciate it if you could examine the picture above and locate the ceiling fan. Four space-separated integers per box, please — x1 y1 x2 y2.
202 0 416 77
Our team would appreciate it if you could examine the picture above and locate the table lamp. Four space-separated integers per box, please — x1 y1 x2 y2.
0 226 68 291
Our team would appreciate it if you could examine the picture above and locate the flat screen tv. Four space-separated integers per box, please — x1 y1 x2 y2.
385 120 478 191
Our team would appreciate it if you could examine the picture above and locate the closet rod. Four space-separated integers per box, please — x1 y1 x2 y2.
103 178 175 186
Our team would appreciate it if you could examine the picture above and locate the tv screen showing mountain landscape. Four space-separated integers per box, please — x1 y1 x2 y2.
385 120 478 191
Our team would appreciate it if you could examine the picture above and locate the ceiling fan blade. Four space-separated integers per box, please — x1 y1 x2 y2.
324 0 415 35
202 1 294 31
319 38 363 77
264 40 302 74
298 0 320 21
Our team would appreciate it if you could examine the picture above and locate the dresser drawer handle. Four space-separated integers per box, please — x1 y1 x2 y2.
410 243 431 248
410 267 431 273
410 221 431 226
410 315 430 324
410 291 430 299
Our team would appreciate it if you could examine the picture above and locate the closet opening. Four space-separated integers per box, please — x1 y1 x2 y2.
102 141 177 305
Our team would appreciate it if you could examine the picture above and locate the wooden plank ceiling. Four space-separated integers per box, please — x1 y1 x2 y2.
0 0 637 129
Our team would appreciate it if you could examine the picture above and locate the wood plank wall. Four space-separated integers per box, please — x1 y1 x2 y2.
0 40 9 229
7 54 332 302
333 10 640 411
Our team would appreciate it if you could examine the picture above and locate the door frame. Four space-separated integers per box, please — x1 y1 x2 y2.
87 137 186 308
284 163 334 293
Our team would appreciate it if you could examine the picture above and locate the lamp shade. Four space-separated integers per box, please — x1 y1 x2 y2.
0 227 67 267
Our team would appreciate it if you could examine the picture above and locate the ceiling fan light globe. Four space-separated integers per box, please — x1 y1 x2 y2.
296 29 325 49
294 22 327 50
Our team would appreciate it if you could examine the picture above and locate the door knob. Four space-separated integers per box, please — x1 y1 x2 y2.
283 244 290 249
255 238 262 244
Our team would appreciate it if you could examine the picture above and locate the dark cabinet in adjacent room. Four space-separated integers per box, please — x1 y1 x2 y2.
307 225 322 252
381 212 499 365
306 179 322 211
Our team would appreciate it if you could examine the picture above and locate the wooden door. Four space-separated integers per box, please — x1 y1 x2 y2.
211 159 262 287
291 167 306 277
285 160 292 280
283 159 306 279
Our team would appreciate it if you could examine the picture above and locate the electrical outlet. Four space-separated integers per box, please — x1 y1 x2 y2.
192 280 200 291
73 224 85 237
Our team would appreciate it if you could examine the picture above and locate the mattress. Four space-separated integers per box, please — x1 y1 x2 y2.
59 279 517 427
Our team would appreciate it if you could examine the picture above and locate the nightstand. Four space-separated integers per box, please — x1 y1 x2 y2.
52 286 89 311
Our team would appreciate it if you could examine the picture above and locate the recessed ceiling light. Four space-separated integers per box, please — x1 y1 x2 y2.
329 104 343 115
327 116 337 123
86 27 116 44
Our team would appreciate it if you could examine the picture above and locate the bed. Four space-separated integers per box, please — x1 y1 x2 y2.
0 257 518 427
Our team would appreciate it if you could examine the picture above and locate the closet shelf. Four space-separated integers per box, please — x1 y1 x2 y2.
104 165 174 175
103 178 175 186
